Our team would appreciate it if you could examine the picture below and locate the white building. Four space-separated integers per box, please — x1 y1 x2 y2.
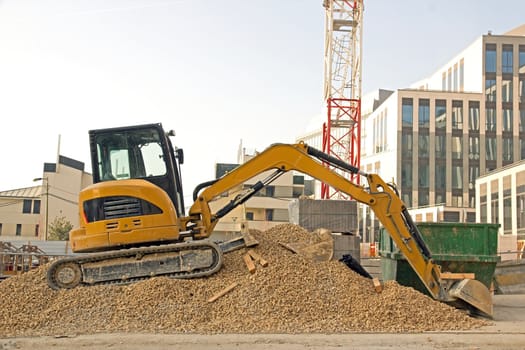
0 155 92 241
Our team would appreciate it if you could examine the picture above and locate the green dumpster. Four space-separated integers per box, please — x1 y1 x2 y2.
379 222 500 295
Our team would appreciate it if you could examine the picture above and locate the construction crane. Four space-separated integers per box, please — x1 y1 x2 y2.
321 0 363 199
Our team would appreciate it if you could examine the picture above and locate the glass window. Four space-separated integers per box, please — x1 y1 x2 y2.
481 203 487 222
486 108 497 131
418 191 429 207
468 101 480 131
517 193 525 230
491 191 499 224
452 165 463 189
401 161 412 188
95 127 167 181
518 77 525 103
22 200 31 214
16 224 21 236
485 44 497 73
520 45 525 74
435 135 446 159
418 99 430 127
402 98 413 126
485 79 496 102
402 192 412 208
435 164 446 190
503 109 513 132
504 197 512 233
469 136 480 160
521 109 525 132
419 163 429 187
33 200 41 214
452 195 463 207
452 136 462 159
522 138 525 160
502 78 513 102
419 134 429 158
452 100 463 129
469 165 479 190
435 100 446 130
435 191 446 205
502 45 514 73
486 136 497 161
503 137 513 161
401 133 412 158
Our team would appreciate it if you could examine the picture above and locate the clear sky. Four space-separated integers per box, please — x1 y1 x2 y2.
1 0 524 204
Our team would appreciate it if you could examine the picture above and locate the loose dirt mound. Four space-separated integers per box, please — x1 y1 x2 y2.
0 224 488 337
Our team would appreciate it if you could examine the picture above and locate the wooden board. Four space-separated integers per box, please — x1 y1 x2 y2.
372 277 382 293
207 282 238 303
243 253 256 274
248 249 269 267
440 272 475 280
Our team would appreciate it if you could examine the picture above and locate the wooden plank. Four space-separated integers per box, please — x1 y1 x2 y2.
440 272 475 280
279 242 299 254
243 253 256 274
207 282 238 303
372 277 382 293
247 249 269 267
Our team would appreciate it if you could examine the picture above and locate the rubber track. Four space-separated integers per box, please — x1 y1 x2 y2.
46 241 223 290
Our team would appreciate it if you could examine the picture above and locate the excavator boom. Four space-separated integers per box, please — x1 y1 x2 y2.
189 142 492 317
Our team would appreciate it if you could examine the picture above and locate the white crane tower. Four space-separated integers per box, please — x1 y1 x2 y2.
321 0 363 199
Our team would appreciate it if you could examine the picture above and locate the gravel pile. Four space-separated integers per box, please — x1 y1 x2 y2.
0 224 488 337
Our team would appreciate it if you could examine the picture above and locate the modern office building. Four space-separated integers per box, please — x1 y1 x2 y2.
356 24 525 242
299 24 525 243
476 160 525 256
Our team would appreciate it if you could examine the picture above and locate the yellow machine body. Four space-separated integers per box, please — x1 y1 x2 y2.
70 179 181 252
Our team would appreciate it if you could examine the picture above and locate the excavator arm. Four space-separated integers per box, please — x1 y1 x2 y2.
186 142 492 317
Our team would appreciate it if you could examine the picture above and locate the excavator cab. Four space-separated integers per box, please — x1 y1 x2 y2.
89 123 185 217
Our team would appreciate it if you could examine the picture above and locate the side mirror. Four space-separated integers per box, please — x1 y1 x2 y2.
176 148 184 165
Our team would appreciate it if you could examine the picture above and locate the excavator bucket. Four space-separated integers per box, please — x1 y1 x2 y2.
447 278 493 318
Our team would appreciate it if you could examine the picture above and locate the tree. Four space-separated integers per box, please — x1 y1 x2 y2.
47 216 73 241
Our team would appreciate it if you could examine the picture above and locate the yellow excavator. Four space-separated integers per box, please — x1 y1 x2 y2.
46 123 493 317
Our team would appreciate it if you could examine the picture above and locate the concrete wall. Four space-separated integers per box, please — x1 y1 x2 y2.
289 199 358 233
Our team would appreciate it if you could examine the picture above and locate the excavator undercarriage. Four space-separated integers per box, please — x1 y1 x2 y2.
47 241 223 290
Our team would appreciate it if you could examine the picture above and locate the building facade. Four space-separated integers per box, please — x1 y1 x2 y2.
476 160 525 240
0 155 92 241
356 25 525 242
0 186 41 240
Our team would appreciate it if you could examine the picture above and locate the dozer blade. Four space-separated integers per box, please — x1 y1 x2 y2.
218 231 259 253
447 278 493 318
